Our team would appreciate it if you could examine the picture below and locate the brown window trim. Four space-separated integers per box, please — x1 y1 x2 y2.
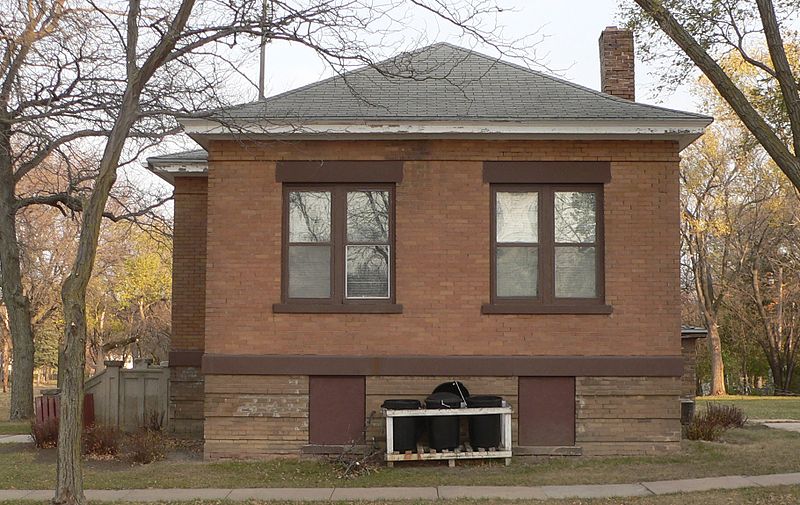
481 303 612 315
276 161 403 183
280 183 398 313
487 183 608 314
483 161 611 184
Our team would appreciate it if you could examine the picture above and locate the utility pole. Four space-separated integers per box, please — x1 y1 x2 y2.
258 0 272 100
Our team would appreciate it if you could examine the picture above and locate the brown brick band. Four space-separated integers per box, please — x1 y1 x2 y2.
483 161 611 183
276 160 403 182
202 354 682 377
169 350 204 367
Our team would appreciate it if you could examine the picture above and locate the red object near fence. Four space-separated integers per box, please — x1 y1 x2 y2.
34 392 95 427
34 394 58 424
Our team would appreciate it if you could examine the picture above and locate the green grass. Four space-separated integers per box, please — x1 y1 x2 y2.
3 486 800 505
0 421 29 435
2 426 800 490
0 390 30 435
696 395 800 420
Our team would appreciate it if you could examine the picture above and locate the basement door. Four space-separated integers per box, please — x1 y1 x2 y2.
309 376 365 445
518 376 576 446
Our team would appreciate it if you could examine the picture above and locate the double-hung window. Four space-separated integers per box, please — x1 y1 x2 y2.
277 183 399 313
483 162 612 314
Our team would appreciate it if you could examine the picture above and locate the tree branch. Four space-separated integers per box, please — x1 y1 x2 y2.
755 0 800 156
634 0 800 189
14 192 173 223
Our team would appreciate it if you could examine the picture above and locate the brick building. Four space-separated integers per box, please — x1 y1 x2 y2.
148 28 711 459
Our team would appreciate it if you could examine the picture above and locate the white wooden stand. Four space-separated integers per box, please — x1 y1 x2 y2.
383 406 513 467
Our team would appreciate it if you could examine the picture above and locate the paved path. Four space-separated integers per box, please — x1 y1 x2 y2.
0 434 32 444
2 472 800 502
763 422 800 433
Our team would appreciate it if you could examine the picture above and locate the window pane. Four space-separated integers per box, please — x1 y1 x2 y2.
496 192 538 243
346 245 390 298
289 191 331 242
555 246 596 298
555 192 596 243
288 246 330 298
496 246 538 297
347 191 389 242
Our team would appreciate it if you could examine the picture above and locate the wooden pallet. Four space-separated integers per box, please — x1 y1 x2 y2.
383 406 513 467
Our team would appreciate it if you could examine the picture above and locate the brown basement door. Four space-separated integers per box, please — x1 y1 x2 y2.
309 376 365 445
518 376 576 446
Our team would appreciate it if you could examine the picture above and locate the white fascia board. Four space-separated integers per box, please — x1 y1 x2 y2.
181 118 711 150
145 160 208 183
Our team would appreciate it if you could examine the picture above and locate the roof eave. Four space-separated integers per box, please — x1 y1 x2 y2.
145 159 208 185
182 118 711 151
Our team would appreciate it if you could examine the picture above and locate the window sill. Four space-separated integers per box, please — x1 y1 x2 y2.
481 303 613 315
272 303 403 314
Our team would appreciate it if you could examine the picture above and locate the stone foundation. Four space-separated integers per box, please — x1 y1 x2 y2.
204 375 308 459
576 377 681 455
169 366 204 438
201 374 680 459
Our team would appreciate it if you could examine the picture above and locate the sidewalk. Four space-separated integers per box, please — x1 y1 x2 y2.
2 472 800 502
0 434 32 444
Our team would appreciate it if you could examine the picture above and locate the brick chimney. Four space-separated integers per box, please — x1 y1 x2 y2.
599 26 635 101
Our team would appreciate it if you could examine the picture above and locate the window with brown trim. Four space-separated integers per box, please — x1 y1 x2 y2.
483 184 611 315
274 184 401 314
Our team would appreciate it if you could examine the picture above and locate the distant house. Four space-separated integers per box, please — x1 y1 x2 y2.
148 27 711 459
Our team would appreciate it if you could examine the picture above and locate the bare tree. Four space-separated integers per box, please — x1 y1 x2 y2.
624 0 800 190
18 1 531 503
725 173 800 393
680 116 799 395
681 128 740 395
681 90 800 394
2 0 533 427
0 0 121 420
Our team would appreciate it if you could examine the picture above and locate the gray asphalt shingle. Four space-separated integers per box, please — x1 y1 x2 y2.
147 149 207 163
209 42 707 123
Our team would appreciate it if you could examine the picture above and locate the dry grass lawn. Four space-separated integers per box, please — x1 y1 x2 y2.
1 425 800 490
696 395 800 420
0 390 30 435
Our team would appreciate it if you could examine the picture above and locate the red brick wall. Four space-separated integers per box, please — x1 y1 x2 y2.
599 27 635 101
170 177 208 438
203 139 681 358
172 177 207 351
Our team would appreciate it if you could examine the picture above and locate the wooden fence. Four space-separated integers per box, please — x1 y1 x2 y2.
84 359 169 431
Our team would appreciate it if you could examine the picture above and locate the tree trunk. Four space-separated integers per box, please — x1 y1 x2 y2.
706 321 727 395
688 232 728 396
53 106 130 505
53 2 196 500
1 316 9 393
0 126 35 420
54 283 87 505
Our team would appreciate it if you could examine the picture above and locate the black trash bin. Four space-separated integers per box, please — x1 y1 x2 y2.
382 399 422 452
432 381 470 399
466 395 503 449
425 392 462 451
680 399 695 426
